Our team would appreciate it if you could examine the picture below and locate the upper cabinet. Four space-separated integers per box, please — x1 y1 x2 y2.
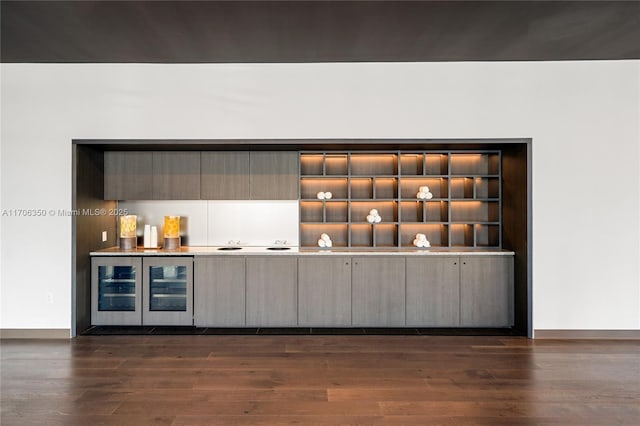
152 152 201 200
201 151 298 200
105 150 298 200
201 152 250 200
104 151 153 200
104 151 200 200
249 151 299 200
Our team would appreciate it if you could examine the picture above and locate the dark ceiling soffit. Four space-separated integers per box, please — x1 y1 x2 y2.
2 1 639 63
74 138 532 151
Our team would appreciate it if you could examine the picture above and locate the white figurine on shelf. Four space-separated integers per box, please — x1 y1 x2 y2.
413 233 431 248
318 233 333 248
417 186 433 200
367 209 382 223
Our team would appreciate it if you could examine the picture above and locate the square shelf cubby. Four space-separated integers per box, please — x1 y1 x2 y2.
300 201 324 222
374 224 399 247
374 178 398 199
450 177 474 199
400 201 448 223
301 224 348 247
300 178 348 199
400 153 449 176
400 223 449 247
475 177 500 199
300 154 324 176
325 154 348 175
425 153 449 175
475 224 500 247
400 201 424 222
350 224 373 247
400 153 424 175
400 177 448 199
350 153 398 176
325 201 348 222
450 224 474 247
450 200 499 223
350 178 373 199
450 153 499 175
350 201 398 223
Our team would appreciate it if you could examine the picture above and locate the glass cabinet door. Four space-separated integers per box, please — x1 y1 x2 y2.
91 257 142 325
148 265 188 311
99 265 136 311
142 258 193 325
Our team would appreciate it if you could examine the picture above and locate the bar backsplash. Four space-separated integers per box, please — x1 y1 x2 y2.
118 200 299 246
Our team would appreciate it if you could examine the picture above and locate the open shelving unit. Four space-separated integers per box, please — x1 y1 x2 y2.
299 150 501 248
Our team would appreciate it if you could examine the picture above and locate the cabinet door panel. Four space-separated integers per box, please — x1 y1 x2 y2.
152 152 201 199
91 257 143 325
460 256 514 327
201 152 250 200
194 257 246 326
104 152 153 200
142 257 193 325
250 152 299 200
298 256 351 326
352 257 405 326
246 257 298 326
406 257 460 326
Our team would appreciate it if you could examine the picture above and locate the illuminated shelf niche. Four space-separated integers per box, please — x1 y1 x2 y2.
299 150 501 248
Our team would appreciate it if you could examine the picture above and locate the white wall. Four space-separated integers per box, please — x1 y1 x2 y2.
1 62 638 331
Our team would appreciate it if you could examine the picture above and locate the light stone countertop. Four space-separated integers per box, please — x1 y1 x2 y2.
91 246 514 256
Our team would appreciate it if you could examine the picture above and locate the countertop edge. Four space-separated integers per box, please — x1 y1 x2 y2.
90 247 515 256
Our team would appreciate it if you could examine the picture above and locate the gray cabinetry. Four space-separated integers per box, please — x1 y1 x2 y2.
92 256 143 325
194 256 246 327
201 152 250 199
152 151 201 199
406 256 460 326
460 256 514 327
105 150 298 200
246 257 298 326
142 257 194 325
104 151 200 200
352 257 406 326
104 151 153 200
249 151 299 200
93 253 513 328
298 256 351 326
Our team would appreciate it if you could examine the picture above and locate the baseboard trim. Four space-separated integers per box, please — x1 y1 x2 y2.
534 329 640 340
0 329 71 339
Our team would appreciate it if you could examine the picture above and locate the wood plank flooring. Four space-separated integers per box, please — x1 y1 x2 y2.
1 336 639 425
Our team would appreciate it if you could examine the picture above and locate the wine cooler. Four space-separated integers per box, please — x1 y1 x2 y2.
91 256 193 326
142 257 193 325
91 257 142 325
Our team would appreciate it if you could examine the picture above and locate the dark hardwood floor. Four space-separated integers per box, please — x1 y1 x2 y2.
2 336 639 425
